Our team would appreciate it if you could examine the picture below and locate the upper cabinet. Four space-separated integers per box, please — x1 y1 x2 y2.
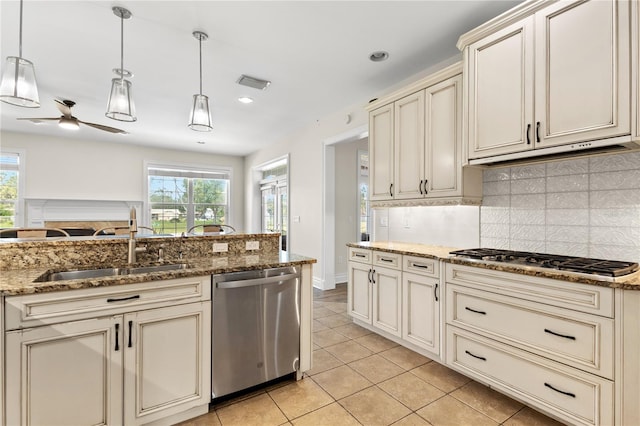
460 0 633 162
367 63 482 206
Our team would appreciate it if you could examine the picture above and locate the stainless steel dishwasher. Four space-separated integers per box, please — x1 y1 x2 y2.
211 266 300 399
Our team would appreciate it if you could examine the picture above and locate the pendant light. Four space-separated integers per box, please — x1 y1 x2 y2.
0 0 40 108
188 31 212 131
106 6 136 122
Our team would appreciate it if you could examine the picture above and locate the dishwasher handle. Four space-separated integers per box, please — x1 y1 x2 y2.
215 272 299 289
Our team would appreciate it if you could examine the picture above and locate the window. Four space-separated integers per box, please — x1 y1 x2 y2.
259 157 288 251
0 152 21 228
358 150 371 241
147 165 231 234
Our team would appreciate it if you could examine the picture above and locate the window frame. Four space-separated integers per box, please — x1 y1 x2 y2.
143 160 232 233
0 148 26 228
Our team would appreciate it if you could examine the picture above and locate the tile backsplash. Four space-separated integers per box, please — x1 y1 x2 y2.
481 151 640 262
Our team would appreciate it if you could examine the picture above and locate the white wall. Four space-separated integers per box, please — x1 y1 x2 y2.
1 131 245 230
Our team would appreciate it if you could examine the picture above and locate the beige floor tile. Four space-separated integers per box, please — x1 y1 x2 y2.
355 333 399 353
379 345 432 370
340 386 411 426
410 362 470 393
216 393 287 426
324 301 348 313
313 301 323 309
312 365 372 400
316 313 353 328
503 407 566 426
378 372 445 411
325 340 373 363
349 354 405 383
392 413 433 426
306 348 343 376
291 402 360 426
313 329 350 348
313 319 329 331
333 322 373 339
176 411 221 426
269 377 334 420
313 343 321 350
313 307 335 319
451 381 524 423
416 395 498 426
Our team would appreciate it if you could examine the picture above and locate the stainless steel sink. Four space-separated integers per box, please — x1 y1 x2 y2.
35 263 190 282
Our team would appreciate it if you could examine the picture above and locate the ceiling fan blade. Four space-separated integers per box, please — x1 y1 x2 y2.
54 99 72 118
79 120 128 134
16 117 59 123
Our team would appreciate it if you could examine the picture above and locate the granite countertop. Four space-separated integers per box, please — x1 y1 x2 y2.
346 241 640 290
0 252 316 296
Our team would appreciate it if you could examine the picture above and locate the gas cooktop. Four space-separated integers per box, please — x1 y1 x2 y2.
449 248 639 278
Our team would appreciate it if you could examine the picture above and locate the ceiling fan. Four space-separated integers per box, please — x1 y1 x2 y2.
17 99 128 134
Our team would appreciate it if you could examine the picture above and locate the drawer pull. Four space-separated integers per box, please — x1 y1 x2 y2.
128 320 133 348
107 295 141 303
544 382 576 398
411 263 430 269
354 253 366 258
544 328 576 341
380 257 394 263
465 350 486 361
465 307 486 315
115 323 120 351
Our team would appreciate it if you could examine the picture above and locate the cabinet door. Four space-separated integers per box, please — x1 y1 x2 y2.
467 17 535 159
425 75 462 197
372 266 402 337
348 261 372 323
534 0 630 148
124 302 211 425
5 317 123 426
394 91 425 199
369 104 395 201
402 273 439 356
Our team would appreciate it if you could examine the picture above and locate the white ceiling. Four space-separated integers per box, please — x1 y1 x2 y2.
0 1 521 157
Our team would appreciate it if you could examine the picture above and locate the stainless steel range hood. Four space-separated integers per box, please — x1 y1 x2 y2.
468 137 640 166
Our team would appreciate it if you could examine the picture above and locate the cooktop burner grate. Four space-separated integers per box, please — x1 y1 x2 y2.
449 248 639 277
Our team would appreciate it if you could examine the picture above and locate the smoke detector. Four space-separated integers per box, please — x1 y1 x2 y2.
237 75 271 90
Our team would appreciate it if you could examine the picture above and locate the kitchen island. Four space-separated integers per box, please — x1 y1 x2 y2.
347 241 640 426
0 233 316 426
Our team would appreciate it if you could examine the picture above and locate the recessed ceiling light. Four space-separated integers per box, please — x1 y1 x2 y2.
369 51 389 62
238 97 254 104
196 141 205 144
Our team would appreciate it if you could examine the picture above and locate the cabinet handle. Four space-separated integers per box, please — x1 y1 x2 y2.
115 323 120 351
419 179 423 195
368 269 372 283
354 253 366 258
411 263 430 269
380 257 394 263
372 269 376 284
465 307 486 315
107 295 140 303
526 123 531 145
544 382 576 398
536 121 541 143
423 179 428 194
465 350 486 361
434 283 439 302
389 183 393 197
128 320 133 348
544 328 576 341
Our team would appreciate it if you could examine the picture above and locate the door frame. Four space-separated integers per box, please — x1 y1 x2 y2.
253 154 290 252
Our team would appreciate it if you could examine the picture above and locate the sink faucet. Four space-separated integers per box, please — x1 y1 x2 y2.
128 207 147 264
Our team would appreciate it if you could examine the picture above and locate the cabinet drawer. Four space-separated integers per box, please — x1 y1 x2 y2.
372 251 401 270
403 255 438 278
447 326 613 426
5 276 211 330
445 263 614 318
446 284 614 379
349 247 371 264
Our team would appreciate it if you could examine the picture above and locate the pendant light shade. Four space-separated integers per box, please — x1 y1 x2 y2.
106 7 136 122
188 31 212 132
0 0 40 108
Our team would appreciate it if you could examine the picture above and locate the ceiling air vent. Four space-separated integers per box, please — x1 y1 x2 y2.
237 75 271 90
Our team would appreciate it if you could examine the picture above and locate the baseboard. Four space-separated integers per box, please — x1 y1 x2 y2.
313 276 337 291
334 273 347 284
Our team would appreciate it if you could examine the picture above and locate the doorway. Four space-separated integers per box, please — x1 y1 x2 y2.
258 156 289 252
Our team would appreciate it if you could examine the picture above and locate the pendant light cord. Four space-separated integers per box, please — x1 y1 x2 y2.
18 0 23 58
120 13 124 81
199 36 203 95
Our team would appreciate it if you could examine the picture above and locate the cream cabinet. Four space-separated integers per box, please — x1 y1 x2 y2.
463 0 631 160
347 250 373 323
4 276 212 426
367 63 482 205
402 256 440 357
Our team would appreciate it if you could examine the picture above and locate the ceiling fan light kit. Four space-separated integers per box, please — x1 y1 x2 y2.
0 0 40 108
188 31 213 132
106 6 136 122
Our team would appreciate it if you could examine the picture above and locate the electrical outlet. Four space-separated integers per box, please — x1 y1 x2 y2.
212 243 228 253
246 241 260 250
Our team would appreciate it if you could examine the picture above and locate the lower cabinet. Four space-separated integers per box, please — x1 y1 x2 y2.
371 266 402 337
4 276 212 426
402 272 439 357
